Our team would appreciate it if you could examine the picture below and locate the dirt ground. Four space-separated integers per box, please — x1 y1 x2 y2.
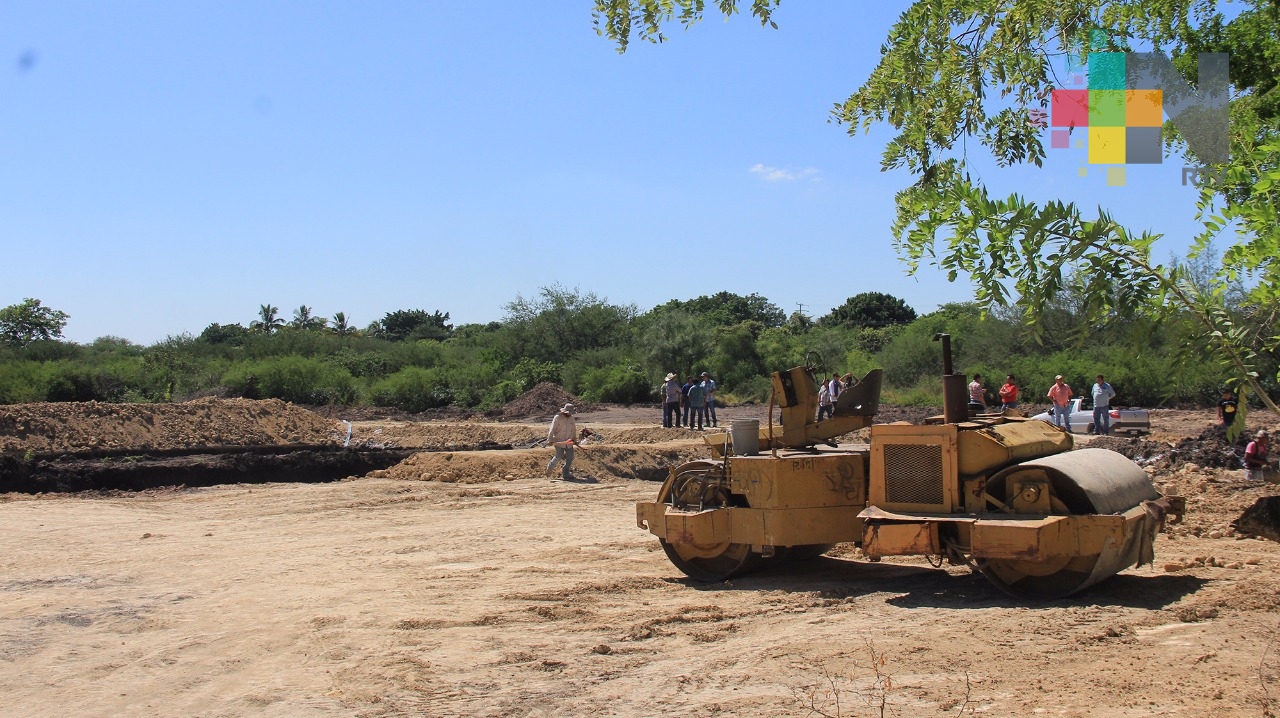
1 404 1278 717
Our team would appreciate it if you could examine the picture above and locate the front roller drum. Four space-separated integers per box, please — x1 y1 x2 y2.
980 448 1162 599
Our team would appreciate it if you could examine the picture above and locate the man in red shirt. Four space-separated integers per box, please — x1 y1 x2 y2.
999 375 1019 410
1047 375 1073 432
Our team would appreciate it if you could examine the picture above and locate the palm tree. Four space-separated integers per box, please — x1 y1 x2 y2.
250 304 284 334
332 311 355 337
291 305 327 331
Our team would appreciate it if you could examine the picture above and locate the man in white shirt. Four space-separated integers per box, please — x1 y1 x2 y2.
701 372 718 428
1091 375 1116 436
547 403 579 480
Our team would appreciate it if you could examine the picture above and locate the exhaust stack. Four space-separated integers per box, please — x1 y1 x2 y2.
933 333 969 424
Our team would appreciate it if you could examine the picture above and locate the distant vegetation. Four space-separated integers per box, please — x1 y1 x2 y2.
0 285 1272 410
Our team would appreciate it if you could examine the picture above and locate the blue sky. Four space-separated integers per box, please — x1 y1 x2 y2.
1 2 1211 344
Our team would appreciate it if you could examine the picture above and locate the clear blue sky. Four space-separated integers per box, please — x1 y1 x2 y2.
1 2 1209 344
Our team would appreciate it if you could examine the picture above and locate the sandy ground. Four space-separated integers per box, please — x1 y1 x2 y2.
1 408 1278 717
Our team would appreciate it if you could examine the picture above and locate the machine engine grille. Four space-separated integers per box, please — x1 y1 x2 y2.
883 444 945 506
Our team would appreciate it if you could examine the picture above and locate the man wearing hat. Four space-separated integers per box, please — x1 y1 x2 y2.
661 373 682 428
1047 375 1073 432
547 403 580 481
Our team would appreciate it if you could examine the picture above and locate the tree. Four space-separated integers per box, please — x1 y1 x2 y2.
817 292 917 330
0 298 70 347
290 305 327 331
370 309 453 342
503 284 637 362
649 291 785 329
249 304 284 334
594 1 1280 415
331 312 355 337
641 309 716 379
199 322 249 345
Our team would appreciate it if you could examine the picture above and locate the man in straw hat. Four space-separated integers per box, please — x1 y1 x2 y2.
661 372 682 428
547 403 581 481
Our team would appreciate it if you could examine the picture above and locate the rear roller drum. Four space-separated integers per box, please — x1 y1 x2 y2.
660 541 833 582
661 539 761 582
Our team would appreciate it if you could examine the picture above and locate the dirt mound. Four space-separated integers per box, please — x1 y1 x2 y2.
876 405 940 424
375 443 705 484
0 398 342 456
347 421 546 449
303 404 480 422
1233 496 1280 541
595 427 702 443
1089 429 1251 471
1160 425 1251 469
498 382 596 420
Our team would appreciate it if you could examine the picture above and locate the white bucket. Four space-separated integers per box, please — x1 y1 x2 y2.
730 419 760 456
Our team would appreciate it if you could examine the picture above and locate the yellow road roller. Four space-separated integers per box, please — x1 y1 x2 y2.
636 335 1184 598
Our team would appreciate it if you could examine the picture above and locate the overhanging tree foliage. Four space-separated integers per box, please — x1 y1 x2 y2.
594 0 1280 418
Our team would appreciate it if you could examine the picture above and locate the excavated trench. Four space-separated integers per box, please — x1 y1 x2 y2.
0 443 503 494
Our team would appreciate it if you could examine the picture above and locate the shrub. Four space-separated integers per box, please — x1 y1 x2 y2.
728 375 774 404
881 376 945 407
369 367 453 412
579 363 650 403
222 356 358 404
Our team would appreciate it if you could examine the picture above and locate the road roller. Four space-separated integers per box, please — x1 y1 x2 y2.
636 335 1184 599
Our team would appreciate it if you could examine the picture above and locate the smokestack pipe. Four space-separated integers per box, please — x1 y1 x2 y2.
933 333 968 424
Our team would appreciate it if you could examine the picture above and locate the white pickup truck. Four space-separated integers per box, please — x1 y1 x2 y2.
1030 397 1150 435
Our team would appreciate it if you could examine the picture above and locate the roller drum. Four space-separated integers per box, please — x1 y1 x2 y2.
982 448 1162 599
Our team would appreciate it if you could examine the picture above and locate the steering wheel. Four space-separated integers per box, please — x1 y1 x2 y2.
803 350 825 376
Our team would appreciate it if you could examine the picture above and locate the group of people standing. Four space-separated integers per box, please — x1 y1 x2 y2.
966 373 1119 436
966 374 1025 412
817 373 852 421
661 372 718 430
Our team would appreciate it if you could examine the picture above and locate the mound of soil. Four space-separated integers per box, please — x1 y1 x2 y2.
876 405 941 424
498 382 596 420
376 442 706 484
302 404 480 422
1233 496 1280 541
0 398 342 456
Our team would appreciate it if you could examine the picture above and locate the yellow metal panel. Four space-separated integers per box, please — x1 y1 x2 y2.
729 453 868 509
869 424 958 513
666 507 732 546
643 505 863 546
971 514 1126 560
756 507 864 545
956 420 1073 475
636 501 665 534
863 521 940 558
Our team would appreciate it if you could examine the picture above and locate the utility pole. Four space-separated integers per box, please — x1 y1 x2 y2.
796 302 808 319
